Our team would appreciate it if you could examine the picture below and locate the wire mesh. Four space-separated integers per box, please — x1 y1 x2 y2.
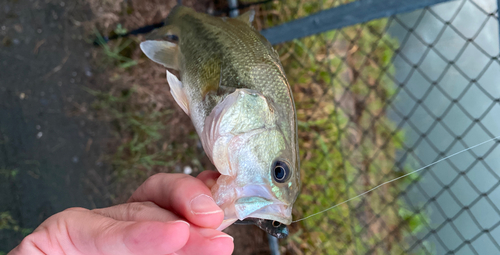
251 0 500 254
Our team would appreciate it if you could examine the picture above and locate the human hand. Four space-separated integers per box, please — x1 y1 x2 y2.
9 171 233 255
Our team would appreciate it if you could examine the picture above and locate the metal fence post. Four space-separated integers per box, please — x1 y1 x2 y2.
261 0 458 45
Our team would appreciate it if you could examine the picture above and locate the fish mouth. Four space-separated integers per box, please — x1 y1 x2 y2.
239 203 292 225
231 185 292 225
234 218 290 238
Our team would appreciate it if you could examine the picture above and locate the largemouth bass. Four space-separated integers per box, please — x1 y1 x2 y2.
140 5 300 236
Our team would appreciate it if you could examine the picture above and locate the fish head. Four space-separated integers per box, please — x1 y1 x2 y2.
216 128 300 226
202 89 300 229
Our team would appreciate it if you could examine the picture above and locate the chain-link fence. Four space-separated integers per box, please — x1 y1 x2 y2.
250 0 500 254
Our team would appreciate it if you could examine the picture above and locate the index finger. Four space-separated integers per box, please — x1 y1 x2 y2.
196 170 220 189
128 173 223 229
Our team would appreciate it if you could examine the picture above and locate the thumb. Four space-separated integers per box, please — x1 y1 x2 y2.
9 208 190 255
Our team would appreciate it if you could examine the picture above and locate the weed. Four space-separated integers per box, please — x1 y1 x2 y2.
85 84 206 202
0 211 32 237
0 169 18 179
93 27 138 69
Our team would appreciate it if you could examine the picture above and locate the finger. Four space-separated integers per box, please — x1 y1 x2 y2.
12 208 190 255
93 202 234 255
92 202 181 222
177 227 234 255
196 170 220 189
128 173 223 229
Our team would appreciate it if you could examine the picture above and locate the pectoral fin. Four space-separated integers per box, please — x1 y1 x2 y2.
166 70 189 115
140 40 179 70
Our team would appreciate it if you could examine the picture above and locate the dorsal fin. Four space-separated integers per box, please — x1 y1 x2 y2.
235 10 255 25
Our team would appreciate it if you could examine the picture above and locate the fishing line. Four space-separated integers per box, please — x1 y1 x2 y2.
292 135 500 223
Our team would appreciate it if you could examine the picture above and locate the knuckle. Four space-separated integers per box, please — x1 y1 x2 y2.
63 207 88 213
123 202 144 220
90 208 108 218
140 201 157 208
124 202 145 213
144 173 170 187
46 207 89 221
17 231 46 253
170 175 194 197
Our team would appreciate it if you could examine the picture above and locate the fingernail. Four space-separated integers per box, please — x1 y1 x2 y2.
204 178 216 189
190 194 223 215
171 220 190 227
210 234 234 241
199 228 234 241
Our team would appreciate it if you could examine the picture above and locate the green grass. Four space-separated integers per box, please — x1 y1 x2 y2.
92 27 138 69
86 87 171 175
0 169 33 250
86 87 171 196
0 169 18 179
85 83 207 202
0 211 32 237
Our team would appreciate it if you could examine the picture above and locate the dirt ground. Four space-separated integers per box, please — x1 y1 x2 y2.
0 0 271 253
0 0 113 250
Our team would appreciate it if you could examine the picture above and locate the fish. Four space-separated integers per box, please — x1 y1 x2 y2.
139 5 300 237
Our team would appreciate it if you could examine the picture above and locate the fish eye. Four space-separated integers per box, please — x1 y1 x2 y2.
272 160 290 183
163 34 179 42
272 221 281 227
